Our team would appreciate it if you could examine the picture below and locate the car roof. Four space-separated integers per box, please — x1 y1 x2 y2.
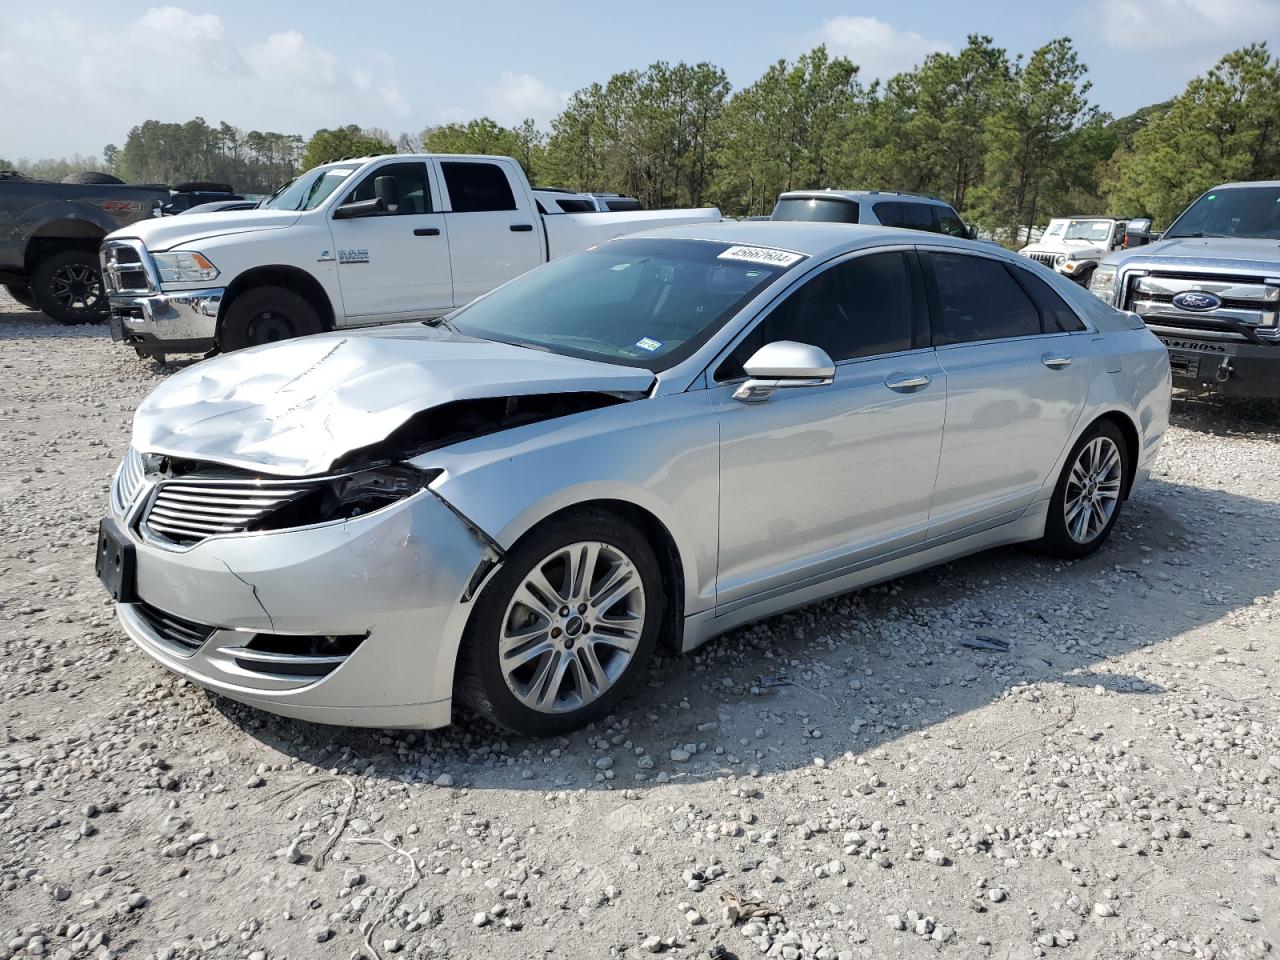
1210 180 1280 189
629 220 983 260
778 188 951 206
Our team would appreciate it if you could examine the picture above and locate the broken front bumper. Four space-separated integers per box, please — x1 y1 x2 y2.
108 287 223 354
106 487 493 728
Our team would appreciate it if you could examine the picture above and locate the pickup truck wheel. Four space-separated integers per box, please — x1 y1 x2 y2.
3 284 38 310
456 510 663 736
31 251 108 324
219 286 322 351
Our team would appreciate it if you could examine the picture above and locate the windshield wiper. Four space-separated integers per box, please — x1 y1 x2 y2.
422 315 457 331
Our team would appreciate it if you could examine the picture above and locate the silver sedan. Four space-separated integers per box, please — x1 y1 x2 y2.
97 223 1171 736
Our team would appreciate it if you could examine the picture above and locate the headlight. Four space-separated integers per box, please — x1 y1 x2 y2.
1089 264 1119 303
1054 254 1068 267
257 465 441 531
152 251 219 283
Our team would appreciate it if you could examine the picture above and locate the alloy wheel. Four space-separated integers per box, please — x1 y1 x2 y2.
50 264 103 310
1063 435 1123 543
499 541 646 714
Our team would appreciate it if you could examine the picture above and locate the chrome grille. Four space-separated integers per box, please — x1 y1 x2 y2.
143 479 318 546
111 447 146 515
1024 251 1057 268
133 601 216 654
1124 271 1280 340
101 239 155 294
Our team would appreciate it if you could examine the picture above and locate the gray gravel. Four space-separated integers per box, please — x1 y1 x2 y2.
2 290 1279 959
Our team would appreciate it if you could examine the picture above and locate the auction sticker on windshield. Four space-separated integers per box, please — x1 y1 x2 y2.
717 245 805 268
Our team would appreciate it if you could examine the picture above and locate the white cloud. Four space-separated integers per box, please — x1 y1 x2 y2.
0 6 410 159
488 71 568 125
815 16 953 82
1090 0 1280 49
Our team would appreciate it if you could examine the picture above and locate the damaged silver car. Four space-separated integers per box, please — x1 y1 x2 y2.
98 224 1171 735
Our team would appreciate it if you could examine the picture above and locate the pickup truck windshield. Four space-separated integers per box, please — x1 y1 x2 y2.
1165 186 1280 240
448 238 801 371
260 164 360 211
1064 220 1112 241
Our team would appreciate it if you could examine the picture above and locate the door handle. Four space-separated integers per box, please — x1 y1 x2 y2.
413 227 440 237
1041 354 1073 369
884 373 930 392
509 223 534 232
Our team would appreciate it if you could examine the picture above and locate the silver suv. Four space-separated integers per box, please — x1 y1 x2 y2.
771 189 977 239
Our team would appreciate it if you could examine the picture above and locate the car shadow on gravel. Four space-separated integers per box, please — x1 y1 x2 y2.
204 469 1280 793
1172 392 1280 438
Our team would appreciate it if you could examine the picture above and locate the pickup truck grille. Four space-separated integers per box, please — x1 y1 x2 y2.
1023 252 1057 269
1123 270 1280 342
102 239 156 295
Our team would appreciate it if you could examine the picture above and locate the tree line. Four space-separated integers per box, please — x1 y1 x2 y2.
5 39 1276 238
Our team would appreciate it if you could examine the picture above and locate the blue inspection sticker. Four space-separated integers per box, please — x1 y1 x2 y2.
634 337 663 352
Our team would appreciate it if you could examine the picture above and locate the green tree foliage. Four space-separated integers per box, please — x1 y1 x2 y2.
969 38 1100 240
114 118 302 192
421 117 546 177
710 47 861 215
1104 44 1280 226
544 61 730 207
299 125 393 172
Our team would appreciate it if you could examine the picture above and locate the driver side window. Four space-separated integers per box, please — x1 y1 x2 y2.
715 251 921 380
343 162 431 216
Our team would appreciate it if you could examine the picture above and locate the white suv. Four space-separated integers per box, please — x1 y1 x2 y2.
771 189 977 239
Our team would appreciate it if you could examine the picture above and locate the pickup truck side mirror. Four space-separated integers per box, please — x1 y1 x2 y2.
1124 218 1153 248
966 223 979 241
333 197 386 220
374 175 398 209
733 341 835 402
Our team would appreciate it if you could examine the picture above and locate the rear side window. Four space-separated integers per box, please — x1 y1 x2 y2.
900 203 936 232
345 161 431 215
604 197 642 212
772 197 859 223
441 161 517 212
556 198 597 213
1010 266 1088 332
926 252 1042 345
716 251 921 379
872 201 903 227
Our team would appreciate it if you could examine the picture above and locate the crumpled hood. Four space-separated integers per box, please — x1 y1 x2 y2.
106 209 302 252
1104 236 1280 273
132 325 655 476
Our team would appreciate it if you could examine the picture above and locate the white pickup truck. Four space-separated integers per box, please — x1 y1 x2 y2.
101 154 720 359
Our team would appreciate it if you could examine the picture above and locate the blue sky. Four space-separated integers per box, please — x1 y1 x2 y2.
3 0 1278 158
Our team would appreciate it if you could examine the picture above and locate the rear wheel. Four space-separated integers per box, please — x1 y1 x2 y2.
457 510 663 736
3 283 38 310
219 285 322 351
31 250 108 324
1041 420 1129 559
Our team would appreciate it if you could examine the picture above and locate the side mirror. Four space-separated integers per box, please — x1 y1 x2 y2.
733 341 835 402
333 197 385 220
374 175 398 208
1124 218 1152 248
966 223 979 241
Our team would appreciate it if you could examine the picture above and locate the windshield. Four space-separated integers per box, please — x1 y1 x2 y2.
1042 220 1067 239
448 238 803 371
260 164 360 211
1165 186 1280 239
771 197 859 223
1064 219 1112 241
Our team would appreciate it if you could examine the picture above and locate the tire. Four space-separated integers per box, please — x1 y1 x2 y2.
1041 419 1129 559
3 283 38 310
457 509 664 736
30 250 108 324
219 285 322 351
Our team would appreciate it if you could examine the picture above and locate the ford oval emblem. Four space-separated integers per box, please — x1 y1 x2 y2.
1172 290 1222 312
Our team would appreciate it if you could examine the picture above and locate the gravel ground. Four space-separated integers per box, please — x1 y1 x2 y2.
2 289 1278 960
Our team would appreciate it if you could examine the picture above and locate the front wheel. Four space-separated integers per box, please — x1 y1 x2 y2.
1041 420 1128 559
31 250 108 324
457 510 664 736
219 285 322 351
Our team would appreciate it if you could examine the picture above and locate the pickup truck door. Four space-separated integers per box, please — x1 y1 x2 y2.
328 159 453 324
436 159 545 307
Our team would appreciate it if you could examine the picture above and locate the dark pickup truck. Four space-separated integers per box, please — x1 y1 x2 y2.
0 174 240 323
